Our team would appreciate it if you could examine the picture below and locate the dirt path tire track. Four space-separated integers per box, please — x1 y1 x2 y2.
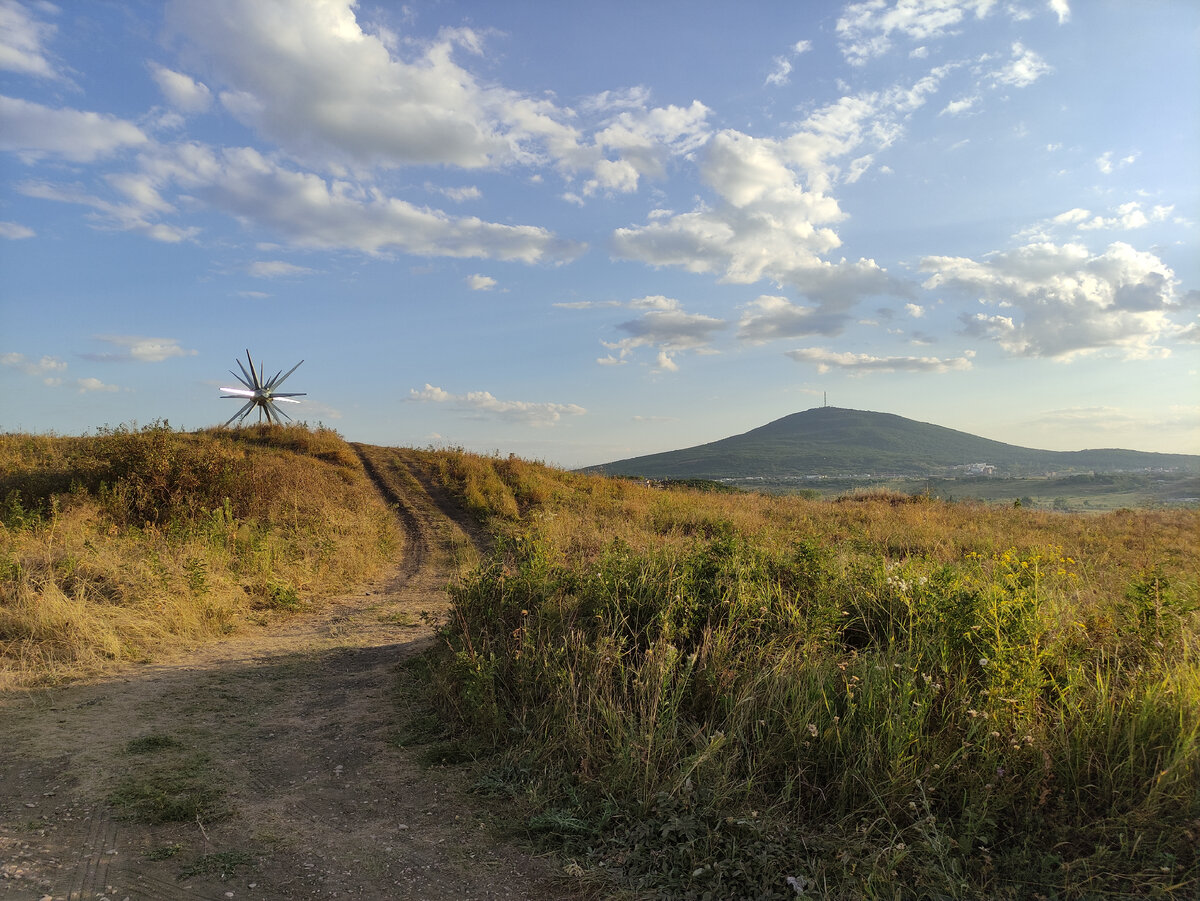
0 448 576 901
352 445 492 562
352 447 433 585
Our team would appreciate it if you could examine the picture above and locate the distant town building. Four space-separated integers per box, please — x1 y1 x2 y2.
955 462 996 475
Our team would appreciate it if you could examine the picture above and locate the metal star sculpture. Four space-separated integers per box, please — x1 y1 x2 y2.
220 349 306 426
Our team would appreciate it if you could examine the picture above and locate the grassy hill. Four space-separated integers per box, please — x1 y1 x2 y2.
0 423 398 685
4 434 1197 897
587 406 1200 478
414 449 1199 900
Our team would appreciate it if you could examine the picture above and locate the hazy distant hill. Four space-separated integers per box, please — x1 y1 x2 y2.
585 407 1200 478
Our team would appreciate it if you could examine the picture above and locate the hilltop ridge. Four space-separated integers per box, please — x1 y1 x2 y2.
585 406 1199 479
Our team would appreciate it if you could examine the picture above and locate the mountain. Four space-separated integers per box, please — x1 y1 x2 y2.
584 407 1200 479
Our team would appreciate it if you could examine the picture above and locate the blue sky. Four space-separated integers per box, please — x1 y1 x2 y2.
1 0 1197 467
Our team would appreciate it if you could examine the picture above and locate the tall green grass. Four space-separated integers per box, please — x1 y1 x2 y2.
0 423 398 685
420 450 1199 900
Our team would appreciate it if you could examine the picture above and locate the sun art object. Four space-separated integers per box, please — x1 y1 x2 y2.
220 349 305 426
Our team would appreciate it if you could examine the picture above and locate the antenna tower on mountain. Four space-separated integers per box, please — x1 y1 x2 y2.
219 349 306 426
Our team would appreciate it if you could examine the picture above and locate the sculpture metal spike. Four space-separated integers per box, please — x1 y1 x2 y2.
220 349 306 426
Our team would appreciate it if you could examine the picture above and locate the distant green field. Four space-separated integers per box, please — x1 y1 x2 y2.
739 472 1200 512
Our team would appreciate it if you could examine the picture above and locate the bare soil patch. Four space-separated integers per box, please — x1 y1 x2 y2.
0 449 577 901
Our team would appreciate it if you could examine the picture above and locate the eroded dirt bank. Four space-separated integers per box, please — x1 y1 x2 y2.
0 448 575 901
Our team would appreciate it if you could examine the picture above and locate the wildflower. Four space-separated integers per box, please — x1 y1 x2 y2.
807 723 819 737
979 657 989 667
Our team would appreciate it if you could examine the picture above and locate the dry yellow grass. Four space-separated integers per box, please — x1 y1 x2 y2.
0 424 399 687
415 450 1200 899
415 449 1196 596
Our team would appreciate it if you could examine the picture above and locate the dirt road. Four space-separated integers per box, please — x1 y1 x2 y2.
0 448 577 901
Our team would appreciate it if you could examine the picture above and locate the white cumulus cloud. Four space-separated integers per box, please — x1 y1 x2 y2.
431 184 482 202
1096 151 1138 175
30 141 580 262
786 347 975 374
149 63 213 113
923 241 1182 359
161 0 708 199
249 260 316 278
579 99 711 196
165 0 540 170
737 295 852 342
940 95 979 116
837 0 998 65
1076 202 1172 232
410 384 585 426
592 297 728 370
1 352 67 381
16 178 200 243
611 70 952 312
83 335 198 363
0 220 34 238
0 96 148 162
0 0 58 79
991 42 1051 88
562 295 727 369
765 56 792 87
